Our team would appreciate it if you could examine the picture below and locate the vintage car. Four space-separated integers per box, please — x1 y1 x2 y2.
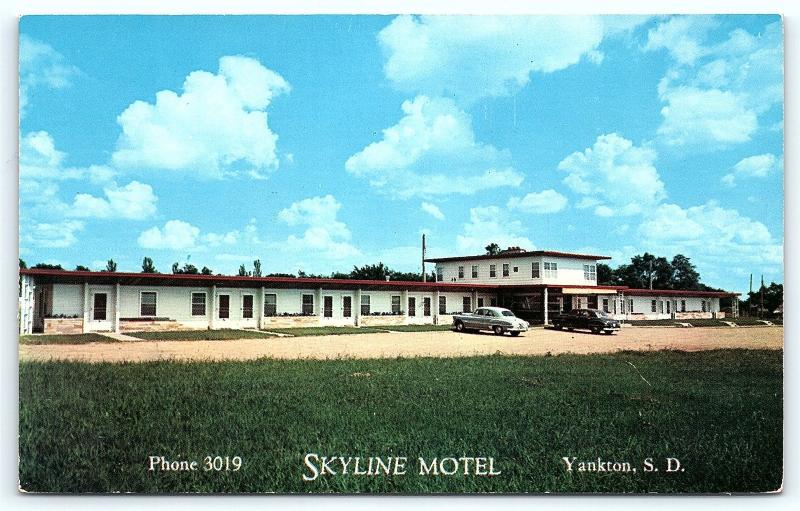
452 307 530 336
551 308 620 334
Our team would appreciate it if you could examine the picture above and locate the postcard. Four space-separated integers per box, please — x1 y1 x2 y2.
17 14 783 494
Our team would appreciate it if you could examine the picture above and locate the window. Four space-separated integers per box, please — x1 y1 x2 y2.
502 264 510 277
191 292 206 316
264 294 277 316
463 296 472 313
423 297 431 317
439 295 447 315
681 300 686 312
436 267 443 281
242 295 254 319
543 262 558 278
408 297 416 317
666 300 671 313
471 265 478 278
583 264 596 281
478 297 484 308
513 266 519 273
140 292 157 317
602 298 609 313
532 262 540 278
490 297 497 306
490 264 497 278
458 266 464 279
629 299 634 313
659 300 664 314
361 294 371 315
391 295 401 315
651 300 657 313
302 294 314 315
701 300 707 312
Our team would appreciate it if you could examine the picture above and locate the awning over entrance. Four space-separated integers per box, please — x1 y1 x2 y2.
560 288 619 295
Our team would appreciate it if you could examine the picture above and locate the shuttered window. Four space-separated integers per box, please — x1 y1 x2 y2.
191 292 206 316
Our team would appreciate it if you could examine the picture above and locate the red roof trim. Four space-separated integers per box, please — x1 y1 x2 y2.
19 268 498 290
425 250 612 263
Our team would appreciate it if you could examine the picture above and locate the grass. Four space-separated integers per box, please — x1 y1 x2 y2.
130 329 279 341
19 349 782 494
264 326 385 336
380 324 454 332
625 317 781 327
19 333 116 345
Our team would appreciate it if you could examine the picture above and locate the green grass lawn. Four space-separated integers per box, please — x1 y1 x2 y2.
264 326 385 336
380 324 454 332
130 329 279 341
19 349 782 494
625 318 781 327
19 333 116 345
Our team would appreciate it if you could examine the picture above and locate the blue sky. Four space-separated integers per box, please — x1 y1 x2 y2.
19 15 783 292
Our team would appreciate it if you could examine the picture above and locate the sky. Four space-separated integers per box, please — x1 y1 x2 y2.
18 14 783 292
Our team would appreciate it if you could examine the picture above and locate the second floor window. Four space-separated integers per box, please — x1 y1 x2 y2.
502 264 510 277
543 262 558 278
532 262 540 278
471 265 478 278
583 264 596 281
436 267 443 281
458 266 464 279
489 264 496 278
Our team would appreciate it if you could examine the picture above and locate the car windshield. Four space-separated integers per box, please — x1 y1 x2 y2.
592 310 609 318
501 310 515 317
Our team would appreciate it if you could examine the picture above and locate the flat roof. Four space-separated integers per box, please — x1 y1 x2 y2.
624 288 739 297
19 268 498 292
424 250 612 263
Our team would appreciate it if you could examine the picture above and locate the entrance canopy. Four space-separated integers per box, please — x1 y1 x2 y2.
560 288 619 295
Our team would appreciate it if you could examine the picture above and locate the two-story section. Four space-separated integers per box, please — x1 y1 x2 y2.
426 247 622 323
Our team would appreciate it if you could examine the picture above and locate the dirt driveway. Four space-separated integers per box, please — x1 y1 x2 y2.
19 326 783 363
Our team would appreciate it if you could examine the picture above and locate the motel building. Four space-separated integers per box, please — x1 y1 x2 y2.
18 247 738 335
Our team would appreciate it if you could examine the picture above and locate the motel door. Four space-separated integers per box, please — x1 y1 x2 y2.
342 296 352 319
218 294 231 321
90 292 112 331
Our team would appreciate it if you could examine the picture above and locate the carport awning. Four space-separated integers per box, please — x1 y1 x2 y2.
561 288 619 295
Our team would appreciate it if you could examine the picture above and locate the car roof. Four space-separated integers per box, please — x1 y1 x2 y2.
480 306 511 312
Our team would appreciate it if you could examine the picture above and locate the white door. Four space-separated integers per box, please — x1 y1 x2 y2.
89 292 112 331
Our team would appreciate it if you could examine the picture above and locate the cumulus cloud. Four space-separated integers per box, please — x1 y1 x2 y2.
345 95 522 198
558 133 666 216
637 201 782 272
19 35 80 115
456 206 534 254
507 189 568 214
722 153 780 186
138 220 201 250
112 55 290 178
20 131 116 183
379 15 646 104
646 16 783 148
277 195 360 259
23 220 84 248
69 181 157 219
421 202 445 220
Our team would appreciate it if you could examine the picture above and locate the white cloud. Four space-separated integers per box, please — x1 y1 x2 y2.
638 201 782 271
722 153 780 186
558 133 666 216
19 35 80 115
20 131 116 183
421 202 445 220
647 17 783 148
69 181 157 219
455 206 533 254
507 189 568 214
656 86 757 146
379 15 646 104
138 220 200 250
345 95 522 198
277 195 359 259
23 220 84 248
112 55 290 178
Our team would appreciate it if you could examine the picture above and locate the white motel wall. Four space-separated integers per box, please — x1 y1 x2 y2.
19 249 738 334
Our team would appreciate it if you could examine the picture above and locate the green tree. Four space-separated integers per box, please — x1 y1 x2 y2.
75 265 91 271
172 262 199 274
485 243 501 256
350 262 391 281
31 263 64 270
253 259 262 277
596 263 614 285
670 254 701 290
19 259 26 269
238 264 248 277
613 253 672 289
104 259 117 272
201 266 213 275
141 257 157 273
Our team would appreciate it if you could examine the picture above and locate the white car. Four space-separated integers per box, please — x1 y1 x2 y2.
452 307 530 336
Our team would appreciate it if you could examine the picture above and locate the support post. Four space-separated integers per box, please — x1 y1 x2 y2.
114 282 121 332
471 289 478 312
433 289 441 325
355 288 362 327
82 282 90 333
316 287 323 324
401 289 409 324
19 275 35 334
209 285 216 330
543 287 549 325
258 286 265 330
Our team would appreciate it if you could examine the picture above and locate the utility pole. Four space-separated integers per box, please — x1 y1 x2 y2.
760 274 765 319
749 273 753 317
648 259 654 290
421 234 426 282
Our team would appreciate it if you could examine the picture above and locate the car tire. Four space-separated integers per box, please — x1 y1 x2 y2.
591 326 601 334
603 330 613 335
455 321 465 332
510 331 521 337
493 326 505 336
553 323 562 330
567 327 574 332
